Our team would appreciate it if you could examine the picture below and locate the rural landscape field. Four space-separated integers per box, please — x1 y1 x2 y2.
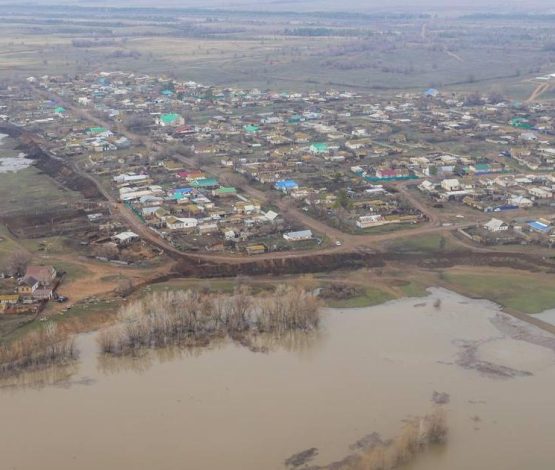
1 1 555 469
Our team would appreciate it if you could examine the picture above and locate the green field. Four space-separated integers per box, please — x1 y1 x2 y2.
0 225 23 259
0 167 80 213
324 286 394 308
397 280 430 298
443 271 555 314
387 234 461 254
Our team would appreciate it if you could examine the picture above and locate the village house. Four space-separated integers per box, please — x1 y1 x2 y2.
441 179 461 192
356 214 386 229
113 231 140 246
157 113 185 127
24 265 54 283
283 229 313 241
165 217 198 230
484 218 509 232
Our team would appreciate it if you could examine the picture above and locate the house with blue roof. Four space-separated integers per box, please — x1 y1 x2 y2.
528 220 552 234
274 180 299 193
173 187 194 200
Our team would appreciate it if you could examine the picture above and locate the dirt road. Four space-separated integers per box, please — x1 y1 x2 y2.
527 81 552 103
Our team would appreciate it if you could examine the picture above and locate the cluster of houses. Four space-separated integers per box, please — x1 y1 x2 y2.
2 70 554 251
419 173 555 210
112 167 299 253
457 215 554 247
0 265 60 314
417 171 555 246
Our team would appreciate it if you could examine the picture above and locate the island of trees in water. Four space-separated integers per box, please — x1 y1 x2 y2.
98 285 321 356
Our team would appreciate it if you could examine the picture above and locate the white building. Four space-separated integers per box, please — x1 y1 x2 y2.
283 230 313 241
441 178 461 192
356 215 385 229
113 173 149 184
418 180 435 192
484 218 509 232
112 231 139 245
165 217 198 230
509 195 534 208
528 187 552 199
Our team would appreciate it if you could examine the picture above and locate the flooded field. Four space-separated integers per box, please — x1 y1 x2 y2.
1 288 555 470
535 308 555 326
0 133 32 173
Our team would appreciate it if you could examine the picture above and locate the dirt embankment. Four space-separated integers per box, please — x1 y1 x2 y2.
0 208 92 239
174 250 555 278
0 123 104 200
174 251 381 278
24 143 104 200
0 122 24 139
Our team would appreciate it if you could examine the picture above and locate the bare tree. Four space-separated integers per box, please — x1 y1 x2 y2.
98 286 320 356
3 250 31 277
116 277 133 297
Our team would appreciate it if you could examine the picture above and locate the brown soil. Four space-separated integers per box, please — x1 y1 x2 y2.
44 254 172 315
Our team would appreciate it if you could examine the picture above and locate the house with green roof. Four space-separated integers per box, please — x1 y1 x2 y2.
54 106 65 115
213 186 237 197
309 142 329 154
244 124 260 133
87 127 108 136
158 113 184 127
191 178 219 189
288 115 303 124
510 117 532 130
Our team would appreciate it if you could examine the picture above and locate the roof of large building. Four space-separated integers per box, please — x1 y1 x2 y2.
160 113 182 124
310 142 329 152
191 178 219 188
244 124 259 133
24 266 55 283
275 179 299 189
528 221 551 233
283 229 313 240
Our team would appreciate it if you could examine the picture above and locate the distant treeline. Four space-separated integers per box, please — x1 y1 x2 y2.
0 5 431 23
0 17 128 28
72 39 118 48
284 28 371 37
461 13 555 21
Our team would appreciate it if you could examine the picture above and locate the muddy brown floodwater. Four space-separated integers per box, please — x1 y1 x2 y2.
2 288 555 470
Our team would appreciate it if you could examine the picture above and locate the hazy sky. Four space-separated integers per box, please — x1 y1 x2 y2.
3 0 555 13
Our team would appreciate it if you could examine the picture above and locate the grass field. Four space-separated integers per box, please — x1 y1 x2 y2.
1 9 553 95
442 270 555 314
18 236 68 255
0 166 80 213
397 280 430 298
0 225 23 259
53 260 92 281
324 286 394 308
387 233 461 254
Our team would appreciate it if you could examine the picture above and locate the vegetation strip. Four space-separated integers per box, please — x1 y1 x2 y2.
0 323 77 378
